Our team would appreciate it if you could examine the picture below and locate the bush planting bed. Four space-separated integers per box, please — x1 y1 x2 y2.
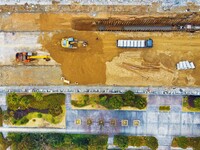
71 90 147 110
5 93 66 125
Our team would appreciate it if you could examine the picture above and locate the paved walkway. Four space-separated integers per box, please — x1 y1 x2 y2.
0 93 6 106
65 109 200 136
65 94 72 110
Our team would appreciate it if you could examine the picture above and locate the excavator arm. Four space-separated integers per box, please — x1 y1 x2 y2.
28 55 51 61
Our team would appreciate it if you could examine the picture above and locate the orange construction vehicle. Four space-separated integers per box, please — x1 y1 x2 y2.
16 52 51 63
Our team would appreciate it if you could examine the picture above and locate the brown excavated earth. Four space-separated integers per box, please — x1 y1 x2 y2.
1 13 200 86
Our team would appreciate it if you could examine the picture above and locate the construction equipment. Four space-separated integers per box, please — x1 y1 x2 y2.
16 52 51 63
61 77 70 84
61 37 87 49
117 39 153 48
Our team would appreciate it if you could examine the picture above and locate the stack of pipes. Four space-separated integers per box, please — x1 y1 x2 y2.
176 61 195 70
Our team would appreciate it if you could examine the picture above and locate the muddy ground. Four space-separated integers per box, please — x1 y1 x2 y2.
1 13 200 86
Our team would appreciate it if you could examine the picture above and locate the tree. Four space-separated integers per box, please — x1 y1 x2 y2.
49 103 63 116
78 95 89 106
99 96 107 106
134 96 147 109
176 136 188 149
128 136 143 147
114 135 128 149
19 117 29 125
32 92 43 101
194 97 200 109
45 133 65 148
63 135 72 145
7 93 21 110
7 133 24 143
108 95 123 109
19 97 30 110
18 136 34 150
145 137 158 150
0 133 9 150
123 90 135 106
71 134 90 149
89 135 108 148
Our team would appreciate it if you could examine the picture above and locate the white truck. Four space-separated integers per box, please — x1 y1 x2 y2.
117 39 153 48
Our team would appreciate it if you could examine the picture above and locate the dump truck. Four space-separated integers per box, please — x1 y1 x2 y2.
16 52 51 63
117 39 153 48
61 37 87 49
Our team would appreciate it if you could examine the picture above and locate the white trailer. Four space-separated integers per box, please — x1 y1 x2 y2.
117 39 153 48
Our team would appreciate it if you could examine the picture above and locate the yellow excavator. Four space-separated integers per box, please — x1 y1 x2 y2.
61 37 87 49
16 52 51 63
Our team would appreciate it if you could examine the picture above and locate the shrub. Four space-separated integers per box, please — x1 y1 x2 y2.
7 93 21 111
51 118 55 124
11 118 17 124
20 117 29 124
37 113 42 118
19 97 30 110
114 135 128 149
49 104 63 117
9 111 15 117
32 92 43 101
145 136 158 150
107 95 123 109
71 95 90 107
194 97 200 109
3 113 9 121
128 136 143 147
159 106 170 111
99 96 107 106
176 136 188 149
134 96 147 109
123 90 135 106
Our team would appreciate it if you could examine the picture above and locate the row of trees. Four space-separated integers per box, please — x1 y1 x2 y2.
99 91 147 109
172 136 200 149
7 93 43 111
114 135 158 150
0 133 108 150
72 91 147 110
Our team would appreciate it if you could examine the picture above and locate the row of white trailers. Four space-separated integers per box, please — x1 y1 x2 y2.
176 61 195 70
117 40 146 48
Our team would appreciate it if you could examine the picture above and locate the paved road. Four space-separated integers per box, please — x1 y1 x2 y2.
1 85 200 96
0 0 199 6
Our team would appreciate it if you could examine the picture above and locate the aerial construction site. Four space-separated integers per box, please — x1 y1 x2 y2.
1 1 200 150
0 1 200 87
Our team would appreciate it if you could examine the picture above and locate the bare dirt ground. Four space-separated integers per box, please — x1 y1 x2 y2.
0 65 62 85
0 31 62 85
1 12 200 86
106 32 200 86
